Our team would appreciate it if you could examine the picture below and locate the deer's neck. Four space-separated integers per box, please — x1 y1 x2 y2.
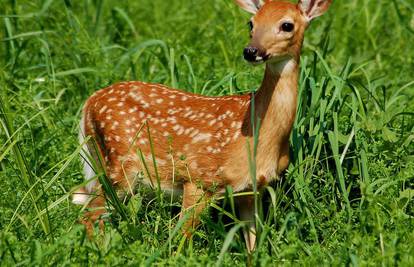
253 58 299 149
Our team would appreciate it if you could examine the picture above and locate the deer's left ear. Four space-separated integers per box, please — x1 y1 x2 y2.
298 0 332 21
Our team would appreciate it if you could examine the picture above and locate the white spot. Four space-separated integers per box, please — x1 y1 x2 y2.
177 127 184 135
232 121 242 128
173 125 183 135
208 119 216 126
189 161 198 169
126 120 131 126
156 99 163 104
156 111 161 116
184 111 192 118
181 96 188 101
99 105 108 114
155 158 167 166
184 127 193 135
192 133 212 143
120 111 126 115
163 131 169 137
168 109 178 115
115 136 121 142
167 117 177 124
111 121 119 130
100 122 105 128
108 97 117 102
117 102 124 107
218 114 227 120
233 131 241 141
169 95 176 99
128 92 141 101
189 129 199 138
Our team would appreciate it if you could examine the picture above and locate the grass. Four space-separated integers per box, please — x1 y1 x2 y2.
1 0 414 265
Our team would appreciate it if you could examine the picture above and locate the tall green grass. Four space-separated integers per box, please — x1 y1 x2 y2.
1 0 413 265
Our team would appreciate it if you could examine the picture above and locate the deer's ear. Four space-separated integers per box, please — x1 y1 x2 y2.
298 0 332 21
234 0 266 14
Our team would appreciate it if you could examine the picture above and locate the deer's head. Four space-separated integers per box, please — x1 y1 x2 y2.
235 0 332 64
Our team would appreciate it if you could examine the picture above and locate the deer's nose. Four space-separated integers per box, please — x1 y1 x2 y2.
243 46 259 62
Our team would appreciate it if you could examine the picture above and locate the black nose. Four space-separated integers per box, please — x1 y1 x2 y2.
243 46 258 61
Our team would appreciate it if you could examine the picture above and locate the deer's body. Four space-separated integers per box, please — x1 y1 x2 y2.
73 0 332 252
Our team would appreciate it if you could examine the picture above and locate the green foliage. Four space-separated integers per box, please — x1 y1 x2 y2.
1 0 413 265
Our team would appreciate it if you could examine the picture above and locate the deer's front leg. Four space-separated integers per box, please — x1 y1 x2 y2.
237 195 256 252
180 182 211 237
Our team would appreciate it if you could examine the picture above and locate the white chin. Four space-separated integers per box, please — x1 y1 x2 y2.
250 58 265 65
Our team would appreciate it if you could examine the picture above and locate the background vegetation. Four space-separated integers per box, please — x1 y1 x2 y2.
1 0 413 265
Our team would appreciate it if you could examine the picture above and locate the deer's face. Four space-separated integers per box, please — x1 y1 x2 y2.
236 0 332 64
244 2 306 64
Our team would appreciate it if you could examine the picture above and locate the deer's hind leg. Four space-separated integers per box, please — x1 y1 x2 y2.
79 187 107 235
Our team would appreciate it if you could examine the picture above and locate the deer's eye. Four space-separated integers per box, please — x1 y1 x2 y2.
281 22 294 32
248 21 253 31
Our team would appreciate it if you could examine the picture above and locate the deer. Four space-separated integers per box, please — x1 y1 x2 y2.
72 0 332 252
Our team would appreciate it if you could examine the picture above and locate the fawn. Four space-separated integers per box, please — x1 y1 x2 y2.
73 0 332 252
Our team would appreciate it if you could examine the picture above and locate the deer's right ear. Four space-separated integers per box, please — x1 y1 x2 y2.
234 0 265 14
298 0 332 21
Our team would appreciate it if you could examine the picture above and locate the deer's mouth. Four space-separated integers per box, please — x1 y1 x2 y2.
249 54 270 65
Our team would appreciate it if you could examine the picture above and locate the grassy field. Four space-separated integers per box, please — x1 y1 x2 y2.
1 0 414 265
